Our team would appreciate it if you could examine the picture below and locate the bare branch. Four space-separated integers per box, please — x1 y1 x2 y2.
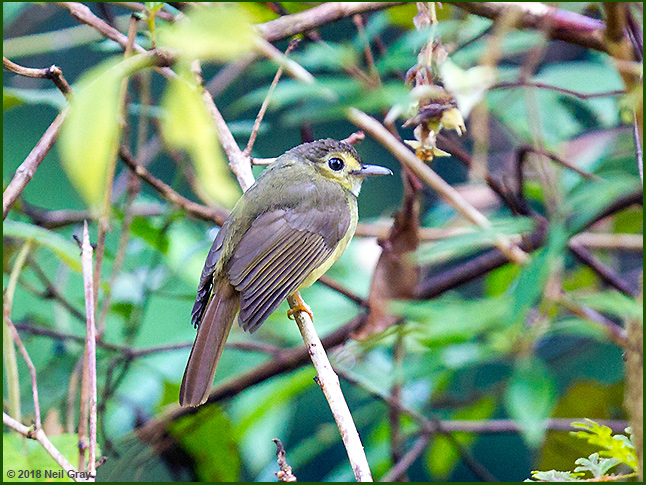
489 81 624 100
118 147 229 225
257 2 405 43
4 316 41 430
193 62 255 191
287 293 373 482
381 434 430 482
449 2 606 52
3 240 32 423
245 39 300 156
80 222 98 480
3 412 87 482
3 57 72 96
569 243 638 297
13 322 279 357
3 108 69 220
570 232 643 251
273 438 297 482
347 108 529 264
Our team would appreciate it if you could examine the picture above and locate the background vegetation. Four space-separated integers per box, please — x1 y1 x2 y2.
3 2 643 482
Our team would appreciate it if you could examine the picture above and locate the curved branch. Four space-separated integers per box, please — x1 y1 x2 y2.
449 2 606 53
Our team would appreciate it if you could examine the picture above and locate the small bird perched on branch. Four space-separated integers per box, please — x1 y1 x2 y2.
180 139 391 406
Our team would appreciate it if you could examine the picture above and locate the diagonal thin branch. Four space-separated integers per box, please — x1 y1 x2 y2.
3 107 69 220
3 412 87 482
347 108 529 265
118 147 229 225
449 2 606 52
380 433 430 482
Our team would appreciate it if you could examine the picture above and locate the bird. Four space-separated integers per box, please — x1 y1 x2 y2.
179 138 392 406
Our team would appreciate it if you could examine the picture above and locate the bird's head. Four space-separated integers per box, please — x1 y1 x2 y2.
289 138 392 196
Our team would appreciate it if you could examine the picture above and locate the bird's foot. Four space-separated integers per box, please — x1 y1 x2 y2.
287 294 313 321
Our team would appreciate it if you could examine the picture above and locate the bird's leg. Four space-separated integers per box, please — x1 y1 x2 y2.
287 292 314 321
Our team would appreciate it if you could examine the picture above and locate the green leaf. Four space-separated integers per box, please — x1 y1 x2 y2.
416 217 534 265
509 222 567 326
59 54 154 208
3 87 66 110
3 89 24 111
527 469 584 481
130 216 170 254
505 356 557 447
392 295 510 347
157 4 257 61
566 173 641 233
573 453 621 478
160 71 240 207
3 220 81 272
570 419 638 471
547 317 608 341
570 290 643 323
168 406 241 482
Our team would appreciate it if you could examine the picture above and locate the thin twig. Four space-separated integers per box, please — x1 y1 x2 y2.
347 108 529 265
80 222 97 480
317 275 367 307
381 433 430 482
56 2 175 80
569 243 638 297
21 201 165 229
95 14 141 337
26 257 87 323
67 357 83 434
245 39 301 156
118 147 228 224
254 37 315 85
3 241 32 423
13 322 279 357
4 316 41 430
570 232 643 251
3 108 69 220
489 81 624 100
287 293 373 482
558 294 632 352
3 412 87 482
193 62 255 191
273 438 297 482
3 57 72 96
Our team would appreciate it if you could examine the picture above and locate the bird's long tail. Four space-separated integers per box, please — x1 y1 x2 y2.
179 279 239 407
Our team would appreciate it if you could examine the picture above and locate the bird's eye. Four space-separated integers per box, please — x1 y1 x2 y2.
328 157 344 171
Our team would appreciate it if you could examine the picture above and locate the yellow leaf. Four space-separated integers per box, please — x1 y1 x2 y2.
157 4 257 61
160 72 240 207
59 55 155 209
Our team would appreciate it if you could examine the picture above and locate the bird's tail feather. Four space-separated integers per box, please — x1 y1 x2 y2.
179 279 238 407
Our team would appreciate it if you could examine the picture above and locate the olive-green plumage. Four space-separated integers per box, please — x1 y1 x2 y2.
180 139 391 406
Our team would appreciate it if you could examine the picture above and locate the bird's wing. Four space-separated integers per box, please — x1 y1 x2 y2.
190 222 229 328
227 202 351 333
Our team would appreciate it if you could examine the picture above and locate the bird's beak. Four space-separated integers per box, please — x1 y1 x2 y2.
355 164 393 177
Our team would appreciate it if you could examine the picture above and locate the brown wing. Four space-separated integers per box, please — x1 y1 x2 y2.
190 221 229 328
227 204 351 333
